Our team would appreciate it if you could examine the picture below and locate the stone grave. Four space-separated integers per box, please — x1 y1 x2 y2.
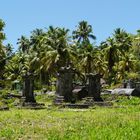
20 72 45 109
87 73 103 101
56 66 75 102
54 67 106 108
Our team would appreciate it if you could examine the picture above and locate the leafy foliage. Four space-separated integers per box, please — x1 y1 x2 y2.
1 19 140 87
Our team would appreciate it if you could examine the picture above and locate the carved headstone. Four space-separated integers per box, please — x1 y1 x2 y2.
56 66 75 102
22 72 36 103
87 73 102 101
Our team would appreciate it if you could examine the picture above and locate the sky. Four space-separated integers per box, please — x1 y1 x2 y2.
0 0 140 50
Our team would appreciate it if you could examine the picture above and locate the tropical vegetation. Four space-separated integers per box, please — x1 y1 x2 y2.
0 19 140 89
1 19 140 140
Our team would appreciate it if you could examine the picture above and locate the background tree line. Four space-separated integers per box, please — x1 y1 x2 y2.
1 19 140 89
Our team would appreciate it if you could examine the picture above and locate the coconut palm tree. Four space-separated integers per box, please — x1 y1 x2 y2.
100 37 121 84
17 36 30 53
100 29 133 84
5 43 13 58
77 44 95 74
113 28 132 55
100 37 120 74
72 21 96 45
93 49 108 78
17 35 40 102
30 28 49 86
30 28 46 51
4 53 21 80
72 21 97 80
41 26 71 73
114 52 137 81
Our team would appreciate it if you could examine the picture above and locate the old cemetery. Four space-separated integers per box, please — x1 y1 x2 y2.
0 19 140 139
0 65 140 139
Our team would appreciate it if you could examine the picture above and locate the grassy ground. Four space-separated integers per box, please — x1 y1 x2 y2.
0 95 140 140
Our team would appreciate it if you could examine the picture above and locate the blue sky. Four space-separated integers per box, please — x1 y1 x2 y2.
1 0 140 50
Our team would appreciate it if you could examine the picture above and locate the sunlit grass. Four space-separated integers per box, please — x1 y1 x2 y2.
0 95 140 139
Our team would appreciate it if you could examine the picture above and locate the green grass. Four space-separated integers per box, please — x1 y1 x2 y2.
0 95 140 139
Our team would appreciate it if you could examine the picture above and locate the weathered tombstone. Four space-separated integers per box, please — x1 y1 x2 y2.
87 73 102 101
56 66 75 102
22 72 36 103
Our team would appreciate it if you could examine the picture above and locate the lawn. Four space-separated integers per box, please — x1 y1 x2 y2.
0 95 140 140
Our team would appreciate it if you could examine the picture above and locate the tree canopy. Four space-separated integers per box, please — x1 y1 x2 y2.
1 19 140 88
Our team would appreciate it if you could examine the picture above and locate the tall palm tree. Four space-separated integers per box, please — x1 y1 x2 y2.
72 21 96 45
30 28 48 85
72 20 97 82
41 26 71 73
93 49 108 77
4 53 21 80
17 36 30 53
77 44 95 74
113 28 132 53
100 37 120 74
30 28 45 51
17 35 39 102
100 29 133 84
100 37 121 84
5 43 13 58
